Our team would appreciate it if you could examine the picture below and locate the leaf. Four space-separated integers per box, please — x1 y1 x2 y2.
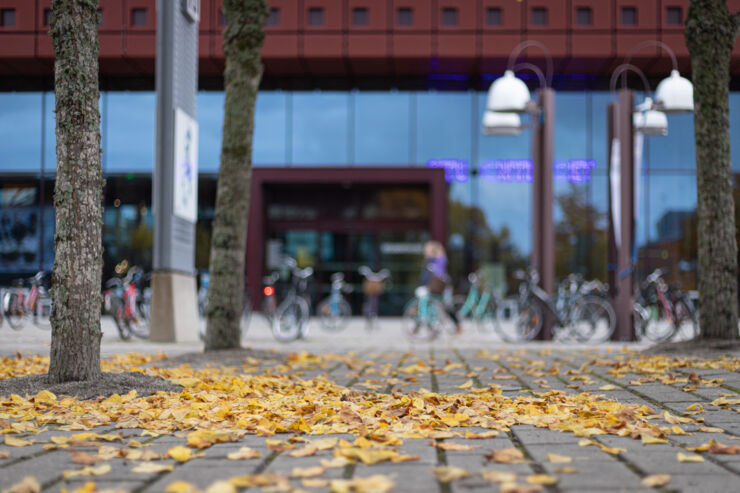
33 390 57 405
329 475 394 493
132 462 174 474
265 439 295 452
5 436 33 447
0 451 10 459
165 481 201 493
598 445 625 455
526 474 558 485
554 467 578 473
63 464 112 478
321 457 351 469
641 434 668 445
290 466 325 478
1 476 41 493
168 445 194 462
677 452 703 463
598 385 616 391
70 451 103 465
457 380 474 389
641 474 671 487
484 448 526 464
204 481 236 493
302 478 330 488
464 430 498 439
187 430 241 449
481 470 517 483
546 453 572 463
338 448 398 465
432 466 469 482
312 437 339 450
499 483 542 493
697 427 724 433
226 447 260 460
429 441 476 451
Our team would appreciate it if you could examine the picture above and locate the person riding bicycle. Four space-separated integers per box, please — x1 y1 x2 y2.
420 241 461 334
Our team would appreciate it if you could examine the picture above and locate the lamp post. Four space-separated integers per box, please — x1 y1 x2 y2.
482 41 555 339
607 52 693 341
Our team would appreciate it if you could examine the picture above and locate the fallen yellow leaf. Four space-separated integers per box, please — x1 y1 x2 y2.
226 447 260 460
302 478 329 488
554 467 578 474
526 474 558 485
132 463 174 474
338 448 398 465
430 441 476 451
432 466 469 482
1 476 40 493
546 453 572 463
464 430 498 439
329 475 394 493
641 434 668 445
63 464 112 479
290 466 325 478
599 385 616 391
485 448 526 464
481 470 517 483
457 379 474 389
5 436 33 447
165 481 201 493
168 445 193 462
204 481 236 493
677 452 704 463
641 474 671 487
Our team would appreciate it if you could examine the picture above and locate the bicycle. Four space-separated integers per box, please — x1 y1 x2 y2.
402 272 455 341
272 258 313 343
316 272 352 332
634 268 697 342
3 271 52 330
513 268 616 342
261 271 280 322
359 266 390 331
103 276 132 340
454 272 501 335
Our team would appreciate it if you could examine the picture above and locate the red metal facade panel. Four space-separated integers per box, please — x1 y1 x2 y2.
571 0 613 30
347 0 389 30
524 33 568 58
436 2 476 30
0 0 35 30
391 0 433 30
265 0 300 31
261 33 300 59
437 34 476 58
392 33 432 58
481 0 523 31
571 34 613 57
348 33 389 58
124 0 156 30
615 0 658 30
525 0 568 31
304 0 344 30
303 33 344 58
659 0 688 31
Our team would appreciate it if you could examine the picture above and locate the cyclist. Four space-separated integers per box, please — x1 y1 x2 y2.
420 240 461 334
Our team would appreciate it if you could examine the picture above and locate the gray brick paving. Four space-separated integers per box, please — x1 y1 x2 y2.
1 344 739 493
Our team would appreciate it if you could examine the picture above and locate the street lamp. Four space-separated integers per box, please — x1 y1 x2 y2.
626 40 694 113
482 40 556 339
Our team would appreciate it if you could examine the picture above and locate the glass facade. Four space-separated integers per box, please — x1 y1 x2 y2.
3 89 740 296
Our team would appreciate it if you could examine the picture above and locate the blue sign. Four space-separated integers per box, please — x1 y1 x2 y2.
554 159 596 184
479 159 533 183
427 159 469 183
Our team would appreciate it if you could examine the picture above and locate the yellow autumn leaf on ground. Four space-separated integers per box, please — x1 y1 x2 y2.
63 464 112 479
1 476 40 493
0 451 10 459
597 444 625 455
226 447 260 460
265 439 295 452
641 474 671 487
62 482 98 493
481 470 517 483
165 481 201 493
32 390 57 405
338 448 398 465
641 434 668 444
697 427 724 433
554 467 578 474
457 379 474 389
168 445 194 462
70 450 103 465
432 466 469 482
677 452 704 463
312 437 339 450
578 439 595 447
329 475 394 493
527 474 558 485
321 457 351 468
204 481 236 493
290 466 325 478
464 430 498 439
598 385 615 391
499 483 542 493
430 441 476 451
302 478 329 488
485 448 526 464
5 436 33 447
546 453 572 463
132 462 174 474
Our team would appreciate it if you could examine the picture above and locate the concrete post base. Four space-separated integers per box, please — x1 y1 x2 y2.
149 271 199 343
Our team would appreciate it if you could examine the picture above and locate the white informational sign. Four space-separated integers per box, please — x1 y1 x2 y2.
633 132 644 233
609 138 621 251
173 108 198 223
183 0 200 23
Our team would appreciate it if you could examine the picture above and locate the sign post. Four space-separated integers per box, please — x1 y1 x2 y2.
150 0 200 342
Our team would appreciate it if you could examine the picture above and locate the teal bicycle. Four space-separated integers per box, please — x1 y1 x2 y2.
454 272 501 334
402 274 455 341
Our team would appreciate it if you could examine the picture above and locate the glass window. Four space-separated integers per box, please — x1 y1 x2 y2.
130 8 147 27
397 8 413 26
416 92 472 164
554 93 589 163
0 93 42 171
308 7 324 26
486 7 502 26
441 7 458 26
531 7 547 26
218 8 225 26
731 93 740 170
43 9 51 27
292 92 349 165
354 92 411 165
0 9 15 27
576 7 592 26
666 7 682 25
266 8 280 26
352 7 368 26
254 92 288 165
644 112 695 170
196 92 224 172
97 8 103 26
621 7 637 26
106 92 155 172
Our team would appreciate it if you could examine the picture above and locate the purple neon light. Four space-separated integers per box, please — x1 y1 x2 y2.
429 158 596 184
427 159 469 183
479 159 533 183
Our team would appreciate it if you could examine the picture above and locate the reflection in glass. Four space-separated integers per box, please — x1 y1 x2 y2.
354 92 411 164
292 92 349 165
416 92 472 164
0 92 42 171
106 92 156 172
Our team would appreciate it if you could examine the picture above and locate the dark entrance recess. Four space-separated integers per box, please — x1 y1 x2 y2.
246 167 447 315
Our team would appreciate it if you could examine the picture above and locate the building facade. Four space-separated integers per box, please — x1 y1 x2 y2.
2 0 740 312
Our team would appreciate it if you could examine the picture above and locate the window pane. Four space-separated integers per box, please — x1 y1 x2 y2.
266 8 280 26
0 93 42 171
131 8 147 26
731 93 740 170
0 9 16 27
644 113 695 170
254 92 288 165
531 8 547 26
106 92 155 172
292 92 349 165
354 92 411 165
441 8 458 26
416 92 472 164
308 8 323 26
576 7 592 26
197 92 224 172
621 7 637 25
666 7 682 25
486 7 502 26
397 8 413 26
352 8 368 26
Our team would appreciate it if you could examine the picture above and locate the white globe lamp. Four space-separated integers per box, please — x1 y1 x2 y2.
482 110 523 136
486 70 531 113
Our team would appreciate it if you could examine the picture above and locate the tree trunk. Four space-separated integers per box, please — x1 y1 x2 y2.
47 0 104 382
685 0 740 339
204 0 268 351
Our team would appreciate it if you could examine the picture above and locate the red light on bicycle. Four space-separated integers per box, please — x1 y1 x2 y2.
263 286 274 296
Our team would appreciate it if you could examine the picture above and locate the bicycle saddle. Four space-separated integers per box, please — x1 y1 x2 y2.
359 266 390 281
294 267 313 279
263 272 280 285
105 278 123 288
467 272 479 284
330 272 344 282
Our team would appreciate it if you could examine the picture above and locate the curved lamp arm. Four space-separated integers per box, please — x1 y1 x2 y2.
512 62 547 90
625 40 678 72
507 40 554 87
609 63 652 97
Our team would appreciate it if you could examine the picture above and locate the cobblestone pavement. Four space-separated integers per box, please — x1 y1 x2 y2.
1 320 738 492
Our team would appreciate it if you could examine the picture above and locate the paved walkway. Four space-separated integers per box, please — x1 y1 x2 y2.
1 319 738 492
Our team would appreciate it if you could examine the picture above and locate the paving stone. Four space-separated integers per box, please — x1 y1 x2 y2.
49 481 145 493
513 425 583 445
0 451 72 488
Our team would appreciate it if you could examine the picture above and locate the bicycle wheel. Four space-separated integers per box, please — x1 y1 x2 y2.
112 300 132 341
641 303 676 342
33 294 52 330
571 296 616 343
476 298 502 335
127 295 150 340
673 297 698 340
512 299 543 341
273 298 308 342
402 298 435 341
317 297 351 332
240 291 252 337
3 292 25 330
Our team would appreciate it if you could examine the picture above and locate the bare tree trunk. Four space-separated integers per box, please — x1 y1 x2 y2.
204 0 268 351
47 0 103 382
686 0 740 339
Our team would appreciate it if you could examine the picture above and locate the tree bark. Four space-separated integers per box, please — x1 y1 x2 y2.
204 0 268 350
686 0 740 339
47 0 104 382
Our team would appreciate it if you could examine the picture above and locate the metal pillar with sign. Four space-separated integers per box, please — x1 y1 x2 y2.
150 0 200 342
